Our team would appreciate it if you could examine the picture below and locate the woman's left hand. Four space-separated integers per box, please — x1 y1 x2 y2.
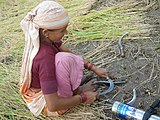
93 67 109 78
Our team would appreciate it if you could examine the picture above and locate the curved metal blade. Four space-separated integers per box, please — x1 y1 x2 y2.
127 88 137 106
118 32 129 57
97 79 114 97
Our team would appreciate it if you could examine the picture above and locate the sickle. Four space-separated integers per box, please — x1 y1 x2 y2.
118 32 129 57
95 79 114 98
127 88 137 106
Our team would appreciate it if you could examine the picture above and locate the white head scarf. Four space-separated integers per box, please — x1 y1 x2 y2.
19 1 69 116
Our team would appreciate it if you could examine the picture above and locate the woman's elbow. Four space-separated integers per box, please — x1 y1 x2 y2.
44 93 61 112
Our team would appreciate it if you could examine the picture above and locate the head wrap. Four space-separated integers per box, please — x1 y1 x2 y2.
19 0 69 116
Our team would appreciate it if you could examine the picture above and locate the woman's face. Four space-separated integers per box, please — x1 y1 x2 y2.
47 25 68 42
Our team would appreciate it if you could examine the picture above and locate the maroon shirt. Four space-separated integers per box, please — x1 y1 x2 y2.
31 41 62 94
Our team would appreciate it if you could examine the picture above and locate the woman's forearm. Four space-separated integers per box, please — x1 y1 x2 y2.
53 95 81 111
45 93 81 112
84 60 97 72
50 92 96 112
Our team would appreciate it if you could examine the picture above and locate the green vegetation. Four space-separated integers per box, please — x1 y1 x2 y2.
69 1 148 44
0 0 159 119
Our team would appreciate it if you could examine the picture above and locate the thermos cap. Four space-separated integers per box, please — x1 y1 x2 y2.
112 101 121 112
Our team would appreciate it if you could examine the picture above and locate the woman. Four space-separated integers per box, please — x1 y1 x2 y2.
19 0 108 117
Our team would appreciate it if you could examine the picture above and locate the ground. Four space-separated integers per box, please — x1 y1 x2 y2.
0 0 159 120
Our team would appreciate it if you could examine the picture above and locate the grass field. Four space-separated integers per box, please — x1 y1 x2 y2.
0 0 159 119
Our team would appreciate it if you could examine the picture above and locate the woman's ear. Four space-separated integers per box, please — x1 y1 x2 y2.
42 29 49 38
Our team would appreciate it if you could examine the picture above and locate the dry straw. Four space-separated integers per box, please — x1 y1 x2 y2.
0 0 159 119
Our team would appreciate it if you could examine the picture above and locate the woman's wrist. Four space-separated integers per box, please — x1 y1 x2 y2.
90 65 97 72
84 61 95 70
79 92 87 103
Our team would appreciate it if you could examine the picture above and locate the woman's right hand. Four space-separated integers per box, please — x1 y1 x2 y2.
83 91 97 104
81 80 95 92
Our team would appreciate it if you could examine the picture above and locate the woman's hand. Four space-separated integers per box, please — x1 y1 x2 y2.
73 80 95 95
92 66 109 78
81 80 95 92
83 91 97 104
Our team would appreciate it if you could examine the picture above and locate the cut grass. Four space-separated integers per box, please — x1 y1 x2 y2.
67 1 151 44
143 0 160 10
0 0 159 119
